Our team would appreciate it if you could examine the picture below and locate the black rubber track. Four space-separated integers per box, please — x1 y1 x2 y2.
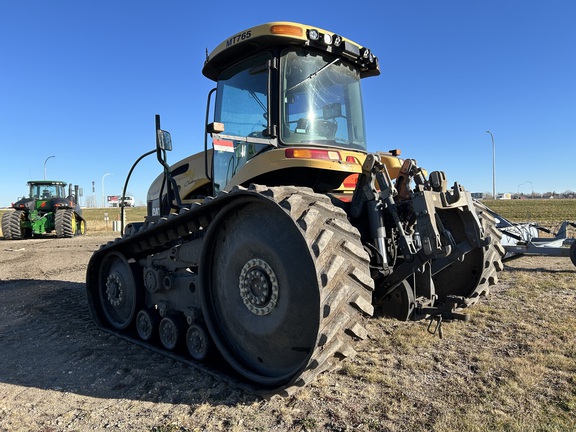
433 200 505 306
55 209 75 238
464 200 506 305
86 185 374 396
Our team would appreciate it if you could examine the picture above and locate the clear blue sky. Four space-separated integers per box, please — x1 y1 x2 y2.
1 1 575 207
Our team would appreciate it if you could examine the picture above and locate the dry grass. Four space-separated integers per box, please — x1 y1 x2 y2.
0 207 147 237
81 207 148 234
485 199 576 238
273 255 576 432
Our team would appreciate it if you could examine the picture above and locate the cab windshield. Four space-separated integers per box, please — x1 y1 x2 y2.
29 183 65 199
280 48 367 151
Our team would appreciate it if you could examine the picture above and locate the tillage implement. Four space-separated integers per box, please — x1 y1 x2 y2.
86 22 504 394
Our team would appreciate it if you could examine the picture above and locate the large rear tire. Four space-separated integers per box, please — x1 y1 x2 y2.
200 186 374 392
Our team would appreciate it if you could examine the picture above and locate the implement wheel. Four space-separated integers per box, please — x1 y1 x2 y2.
200 187 374 391
96 251 138 330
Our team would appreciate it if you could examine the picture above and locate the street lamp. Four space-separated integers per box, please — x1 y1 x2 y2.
517 181 534 199
526 180 533 198
517 182 525 198
102 173 112 208
44 155 55 180
486 131 496 199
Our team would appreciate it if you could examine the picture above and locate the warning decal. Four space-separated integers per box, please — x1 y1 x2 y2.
214 139 234 152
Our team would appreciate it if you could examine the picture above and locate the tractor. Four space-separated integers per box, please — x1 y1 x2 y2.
2 180 86 239
86 22 504 395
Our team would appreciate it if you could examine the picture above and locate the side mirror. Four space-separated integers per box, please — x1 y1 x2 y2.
206 122 225 134
155 114 172 151
157 129 172 151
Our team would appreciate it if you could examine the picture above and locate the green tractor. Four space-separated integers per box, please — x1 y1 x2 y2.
2 180 86 240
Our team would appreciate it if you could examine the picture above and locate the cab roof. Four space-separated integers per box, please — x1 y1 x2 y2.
202 21 380 81
27 180 67 186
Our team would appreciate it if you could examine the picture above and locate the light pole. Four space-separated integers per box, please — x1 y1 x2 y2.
44 155 55 180
526 180 533 198
518 181 534 199
518 182 525 198
102 173 112 208
486 130 496 199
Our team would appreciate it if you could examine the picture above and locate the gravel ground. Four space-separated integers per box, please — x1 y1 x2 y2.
0 235 235 431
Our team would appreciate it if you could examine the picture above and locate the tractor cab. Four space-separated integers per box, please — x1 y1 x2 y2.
202 22 381 194
10 180 70 213
29 181 67 200
146 23 403 217
146 22 385 217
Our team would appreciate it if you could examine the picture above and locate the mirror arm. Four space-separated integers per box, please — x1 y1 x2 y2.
155 115 182 213
204 88 217 182
120 149 155 233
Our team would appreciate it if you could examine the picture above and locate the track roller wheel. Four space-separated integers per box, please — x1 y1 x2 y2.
136 308 158 341
159 316 182 351
201 187 374 390
186 323 212 361
96 251 138 330
76 217 86 235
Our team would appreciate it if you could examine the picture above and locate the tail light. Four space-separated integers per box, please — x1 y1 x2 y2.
343 174 359 189
285 148 341 161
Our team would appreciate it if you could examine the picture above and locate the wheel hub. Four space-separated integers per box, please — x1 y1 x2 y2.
239 258 279 316
105 273 124 307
